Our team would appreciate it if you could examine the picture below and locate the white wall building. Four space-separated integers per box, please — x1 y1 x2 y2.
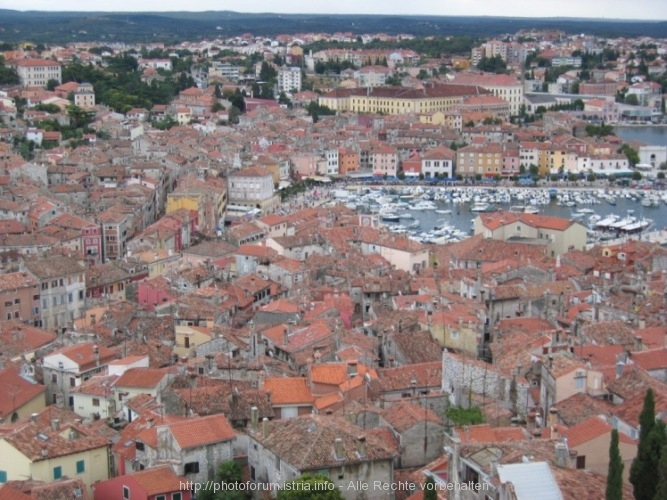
277 67 302 94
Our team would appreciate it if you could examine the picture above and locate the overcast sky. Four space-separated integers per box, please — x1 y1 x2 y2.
3 1 667 20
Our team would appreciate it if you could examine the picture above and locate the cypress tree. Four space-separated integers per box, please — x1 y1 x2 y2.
633 420 667 500
631 388 657 499
606 429 623 500
424 475 437 500
654 443 667 500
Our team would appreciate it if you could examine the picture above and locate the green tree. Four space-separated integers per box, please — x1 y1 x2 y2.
66 104 94 129
445 405 484 426
0 56 20 85
618 144 640 166
625 93 640 106
424 475 437 500
654 443 667 500
631 389 659 500
632 171 643 181
606 429 623 500
277 474 343 500
417 69 429 80
197 460 246 500
214 84 222 99
46 79 60 91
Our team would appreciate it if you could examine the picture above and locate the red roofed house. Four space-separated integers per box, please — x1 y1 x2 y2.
135 414 236 485
42 343 117 409
0 366 46 423
114 368 173 406
561 416 636 481
262 377 315 418
380 401 444 468
93 465 191 500
474 211 587 257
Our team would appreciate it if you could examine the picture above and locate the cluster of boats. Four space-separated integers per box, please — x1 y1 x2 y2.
332 184 663 246
591 213 653 236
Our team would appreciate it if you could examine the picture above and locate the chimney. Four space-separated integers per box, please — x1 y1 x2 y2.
51 419 60 431
334 438 344 460
90 314 96 325
206 354 214 371
262 417 269 438
634 336 643 351
232 387 239 404
41 446 48 458
549 408 559 439
554 442 569 468
283 327 289 346
357 435 367 458
147 418 154 428
250 406 259 433
347 360 358 377
568 449 578 469
30 413 39 423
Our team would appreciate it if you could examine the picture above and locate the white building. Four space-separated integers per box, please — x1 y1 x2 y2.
9 59 62 88
228 167 280 214
140 59 172 71
24 254 86 330
277 67 302 94
325 149 339 175
639 145 667 169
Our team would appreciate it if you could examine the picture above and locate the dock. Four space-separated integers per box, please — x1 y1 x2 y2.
586 230 667 249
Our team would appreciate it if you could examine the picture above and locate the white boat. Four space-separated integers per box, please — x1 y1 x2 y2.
381 213 401 222
596 215 619 229
410 201 437 211
524 206 540 214
471 202 491 212
435 209 452 215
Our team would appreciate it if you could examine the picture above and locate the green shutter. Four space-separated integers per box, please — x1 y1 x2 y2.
0 470 7 483
76 460 85 473
53 466 62 480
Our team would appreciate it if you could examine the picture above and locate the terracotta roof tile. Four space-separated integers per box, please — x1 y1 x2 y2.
263 377 315 405
163 413 235 449
129 465 188 495
115 368 169 389
564 416 635 448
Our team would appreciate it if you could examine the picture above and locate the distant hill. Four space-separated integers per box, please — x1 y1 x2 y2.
0 10 665 44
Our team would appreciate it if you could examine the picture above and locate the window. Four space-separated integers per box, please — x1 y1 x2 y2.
51 373 57 384
76 460 85 473
70 377 76 387
156 496 166 500
184 462 199 474
92 398 100 407
135 441 144 451
53 466 62 480
172 494 182 500
0 470 6 483
575 376 585 389
123 486 130 499
576 456 586 469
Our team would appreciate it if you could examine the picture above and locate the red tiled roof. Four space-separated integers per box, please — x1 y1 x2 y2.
631 348 667 371
564 416 635 448
130 465 187 496
115 368 168 389
0 368 45 419
263 377 315 405
165 413 235 449
47 343 117 371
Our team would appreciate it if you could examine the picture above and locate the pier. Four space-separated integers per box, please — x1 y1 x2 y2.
586 230 667 249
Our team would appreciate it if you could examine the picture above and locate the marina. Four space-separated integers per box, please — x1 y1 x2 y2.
336 184 667 246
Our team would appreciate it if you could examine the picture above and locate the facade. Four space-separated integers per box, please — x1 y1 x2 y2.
456 143 504 178
227 167 280 214
277 67 302 94
447 74 524 115
0 272 40 323
42 343 117 408
319 85 491 115
421 146 455 179
24 254 86 330
9 59 62 88
474 212 587 257
97 210 129 262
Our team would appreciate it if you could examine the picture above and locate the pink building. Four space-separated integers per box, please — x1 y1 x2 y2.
371 145 399 177
93 465 191 500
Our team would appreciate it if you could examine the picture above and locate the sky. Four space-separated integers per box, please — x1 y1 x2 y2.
2 0 667 20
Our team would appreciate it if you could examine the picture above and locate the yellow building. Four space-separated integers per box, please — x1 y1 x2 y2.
456 143 504 177
133 249 181 277
174 324 213 358
166 176 227 235
319 84 490 115
0 416 111 491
